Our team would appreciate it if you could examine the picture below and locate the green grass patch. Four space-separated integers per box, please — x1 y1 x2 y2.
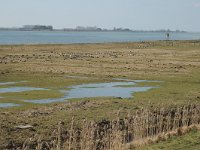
136 129 200 150
133 71 200 107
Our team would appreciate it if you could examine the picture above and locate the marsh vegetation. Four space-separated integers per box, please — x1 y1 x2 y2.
0 40 200 149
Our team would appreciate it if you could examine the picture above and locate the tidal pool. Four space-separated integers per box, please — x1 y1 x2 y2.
0 87 48 93
0 83 47 108
0 80 159 107
0 103 21 108
24 81 156 104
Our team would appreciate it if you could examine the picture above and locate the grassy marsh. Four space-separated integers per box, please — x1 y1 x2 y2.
0 40 200 149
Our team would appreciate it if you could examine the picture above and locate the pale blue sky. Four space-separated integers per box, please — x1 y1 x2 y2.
0 0 200 31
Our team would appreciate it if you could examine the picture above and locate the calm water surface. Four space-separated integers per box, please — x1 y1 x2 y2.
0 80 157 107
24 81 155 104
0 87 48 93
0 31 200 45
0 103 21 108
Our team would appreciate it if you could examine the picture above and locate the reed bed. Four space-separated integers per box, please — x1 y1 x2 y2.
21 103 200 150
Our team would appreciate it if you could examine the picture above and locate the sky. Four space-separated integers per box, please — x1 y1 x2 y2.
0 0 200 31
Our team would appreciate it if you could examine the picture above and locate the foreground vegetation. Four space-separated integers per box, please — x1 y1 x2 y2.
0 40 200 149
19 103 200 150
136 127 200 150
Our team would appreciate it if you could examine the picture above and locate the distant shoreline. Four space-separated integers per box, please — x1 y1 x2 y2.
0 29 188 33
0 25 187 33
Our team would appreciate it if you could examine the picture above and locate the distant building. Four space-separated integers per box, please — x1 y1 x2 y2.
113 27 132 32
21 25 53 31
75 26 101 31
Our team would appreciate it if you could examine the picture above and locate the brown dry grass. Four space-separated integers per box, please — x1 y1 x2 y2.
1 41 200 78
1 41 200 149
18 104 200 150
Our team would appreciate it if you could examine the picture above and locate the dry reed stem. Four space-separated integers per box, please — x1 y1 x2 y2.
20 103 200 150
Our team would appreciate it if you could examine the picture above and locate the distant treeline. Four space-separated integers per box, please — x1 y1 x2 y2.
0 25 186 32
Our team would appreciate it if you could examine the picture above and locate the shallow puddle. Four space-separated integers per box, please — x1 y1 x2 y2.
0 87 48 93
0 80 159 107
0 103 21 108
24 81 156 104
